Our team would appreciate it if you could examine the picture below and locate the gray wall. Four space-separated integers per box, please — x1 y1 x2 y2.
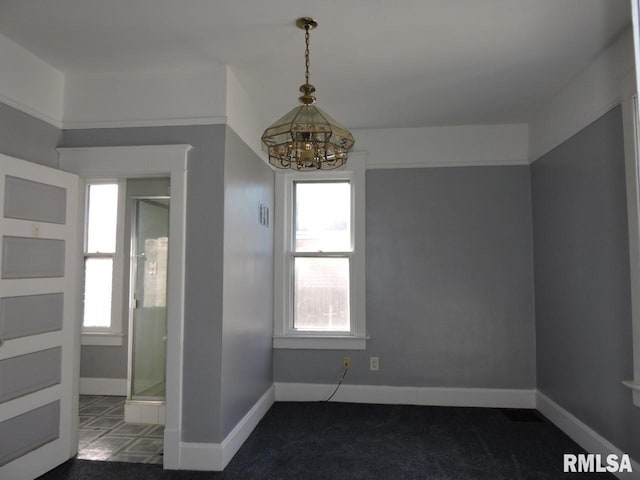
221 127 274 437
274 165 536 389
0 102 60 167
79 178 170 381
79 346 127 379
532 105 640 460
60 125 226 442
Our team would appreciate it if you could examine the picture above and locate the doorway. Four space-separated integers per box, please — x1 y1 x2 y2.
58 144 190 469
78 182 170 463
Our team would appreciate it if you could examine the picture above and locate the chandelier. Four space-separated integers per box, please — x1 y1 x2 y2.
261 17 355 171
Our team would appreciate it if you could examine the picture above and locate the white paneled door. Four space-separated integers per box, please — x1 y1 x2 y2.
0 153 79 479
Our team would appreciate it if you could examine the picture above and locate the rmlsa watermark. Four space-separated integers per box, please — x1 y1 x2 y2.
564 454 632 473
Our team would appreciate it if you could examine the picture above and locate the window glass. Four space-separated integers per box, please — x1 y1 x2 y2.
295 182 351 252
83 257 113 327
87 184 118 253
294 256 350 331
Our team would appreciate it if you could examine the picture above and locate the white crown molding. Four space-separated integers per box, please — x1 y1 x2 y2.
0 92 63 129
352 123 529 169
0 93 228 131
0 92 228 131
178 386 274 471
0 33 64 129
274 382 536 408
529 28 634 162
79 377 127 396
63 67 228 132
63 116 227 130
364 158 530 169
536 392 640 480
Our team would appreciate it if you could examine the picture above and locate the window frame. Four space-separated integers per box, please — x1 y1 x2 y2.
81 178 126 346
273 152 366 350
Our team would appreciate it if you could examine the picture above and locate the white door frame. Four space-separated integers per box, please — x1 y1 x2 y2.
57 144 191 469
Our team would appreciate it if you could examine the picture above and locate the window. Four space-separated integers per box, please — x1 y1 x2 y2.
81 181 125 345
274 153 366 349
294 181 351 332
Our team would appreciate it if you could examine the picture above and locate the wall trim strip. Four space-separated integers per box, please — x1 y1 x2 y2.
363 158 530 169
178 385 275 471
274 382 536 408
63 116 227 130
536 391 640 480
0 93 63 129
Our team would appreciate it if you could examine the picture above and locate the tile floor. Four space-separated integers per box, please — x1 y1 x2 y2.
78 395 164 464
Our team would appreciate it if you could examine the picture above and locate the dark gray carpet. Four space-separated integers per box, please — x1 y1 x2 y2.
39 402 615 479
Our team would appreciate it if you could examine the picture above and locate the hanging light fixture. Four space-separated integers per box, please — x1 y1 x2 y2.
261 17 355 171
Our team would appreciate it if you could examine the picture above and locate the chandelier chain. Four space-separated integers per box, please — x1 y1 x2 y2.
304 25 310 84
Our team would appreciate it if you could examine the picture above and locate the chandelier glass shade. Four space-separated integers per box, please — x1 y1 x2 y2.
261 18 355 171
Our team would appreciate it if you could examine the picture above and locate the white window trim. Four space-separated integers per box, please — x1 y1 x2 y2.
80 178 126 346
273 152 367 350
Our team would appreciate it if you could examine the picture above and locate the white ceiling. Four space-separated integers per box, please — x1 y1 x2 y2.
0 0 631 129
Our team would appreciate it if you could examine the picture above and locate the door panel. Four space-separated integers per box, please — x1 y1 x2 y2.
0 293 64 340
4 175 67 224
0 153 79 480
0 401 60 466
0 347 61 403
1 236 66 279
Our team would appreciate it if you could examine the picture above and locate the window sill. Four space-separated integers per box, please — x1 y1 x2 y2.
273 335 367 350
81 332 125 346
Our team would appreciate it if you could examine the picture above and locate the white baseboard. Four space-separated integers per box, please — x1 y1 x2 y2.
536 392 640 480
274 382 536 408
179 441 223 471
163 426 180 469
179 385 275 471
79 377 127 396
172 383 640 477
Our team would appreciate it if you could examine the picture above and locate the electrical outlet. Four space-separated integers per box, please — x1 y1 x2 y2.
343 356 351 370
370 356 380 371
